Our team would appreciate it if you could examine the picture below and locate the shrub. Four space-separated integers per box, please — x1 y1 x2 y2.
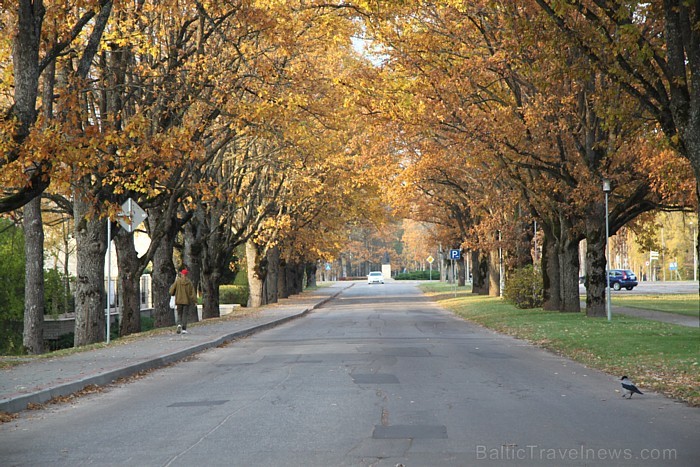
220 285 249 306
503 265 543 309
141 316 155 332
394 270 439 280
233 268 248 286
47 332 74 352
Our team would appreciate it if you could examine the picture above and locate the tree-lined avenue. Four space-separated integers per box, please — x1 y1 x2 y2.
2 282 698 466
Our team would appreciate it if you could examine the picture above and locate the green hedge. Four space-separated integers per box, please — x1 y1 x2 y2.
394 270 439 280
220 284 249 306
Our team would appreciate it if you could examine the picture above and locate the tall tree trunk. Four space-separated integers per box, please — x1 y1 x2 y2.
541 222 561 311
457 256 466 286
560 235 581 313
585 218 608 318
289 262 304 294
514 218 535 269
200 269 220 320
23 196 44 354
22 39 57 354
73 196 107 346
114 228 141 336
246 240 266 308
266 246 280 305
183 215 203 325
488 249 500 297
305 262 318 288
1 0 46 213
150 209 176 328
182 217 202 323
278 258 290 299
471 250 489 295
441 257 450 282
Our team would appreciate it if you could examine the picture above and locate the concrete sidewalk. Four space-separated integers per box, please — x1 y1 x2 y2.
0 283 351 415
576 301 698 327
611 305 699 327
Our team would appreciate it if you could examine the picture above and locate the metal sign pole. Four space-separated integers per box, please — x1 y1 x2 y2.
604 182 612 321
106 220 111 344
498 231 503 298
453 258 456 297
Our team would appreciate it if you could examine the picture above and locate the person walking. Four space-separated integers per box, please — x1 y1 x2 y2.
169 266 196 334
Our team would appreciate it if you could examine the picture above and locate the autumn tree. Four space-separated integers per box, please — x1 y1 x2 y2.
398 219 437 272
533 0 700 298
0 1 114 213
233 3 392 306
360 1 690 315
0 2 114 350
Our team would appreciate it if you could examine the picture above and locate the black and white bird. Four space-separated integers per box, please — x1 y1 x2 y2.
620 376 643 399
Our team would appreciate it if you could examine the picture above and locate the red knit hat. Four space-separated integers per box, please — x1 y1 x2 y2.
181 268 188 275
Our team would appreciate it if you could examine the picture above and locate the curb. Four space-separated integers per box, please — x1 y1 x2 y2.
0 286 347 415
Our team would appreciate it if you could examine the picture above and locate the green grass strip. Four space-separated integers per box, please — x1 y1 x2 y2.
421 283 700 406
611 294 700 317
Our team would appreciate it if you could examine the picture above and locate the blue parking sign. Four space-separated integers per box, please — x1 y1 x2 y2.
449 249 461 260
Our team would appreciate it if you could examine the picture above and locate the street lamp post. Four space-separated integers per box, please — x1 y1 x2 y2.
603 179 612 322
498 230 504 298
692 222 697 282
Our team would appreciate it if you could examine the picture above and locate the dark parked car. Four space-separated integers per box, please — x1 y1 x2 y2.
608 269 638 290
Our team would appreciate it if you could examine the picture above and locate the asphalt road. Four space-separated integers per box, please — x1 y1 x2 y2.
580 280 699 295
2 282 699 466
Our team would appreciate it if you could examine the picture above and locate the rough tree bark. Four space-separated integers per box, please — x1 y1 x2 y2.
114 228 141 336
541 226 561 311
514 218 535 269
288 262 304 295
200 269 221 320
1 0 47 213
183 211 203 324
73 197 107 346
585 212 608 318
457 256 466 287
149 209 176 328
22 40 60 353
488 249 500 297
246 240 267 308
22 197 44 354
266 246 280 305
278 258 290 299
471 250 489 295
305 262 318 288
559 234 581 313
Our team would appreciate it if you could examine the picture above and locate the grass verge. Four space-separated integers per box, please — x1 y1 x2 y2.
421 283 700 406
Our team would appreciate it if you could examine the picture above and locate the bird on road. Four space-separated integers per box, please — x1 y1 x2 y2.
620 376 643 399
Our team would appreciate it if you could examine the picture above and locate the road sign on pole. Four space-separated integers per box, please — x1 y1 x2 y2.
118 198 147 233
426 256 435 281
449 249 461 260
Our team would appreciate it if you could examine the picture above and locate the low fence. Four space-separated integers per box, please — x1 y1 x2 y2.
44 303 241 341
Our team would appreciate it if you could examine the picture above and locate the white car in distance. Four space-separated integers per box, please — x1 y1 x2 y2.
367 271 384 284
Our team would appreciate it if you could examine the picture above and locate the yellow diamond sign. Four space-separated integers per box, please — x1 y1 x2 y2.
426 256 434 264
